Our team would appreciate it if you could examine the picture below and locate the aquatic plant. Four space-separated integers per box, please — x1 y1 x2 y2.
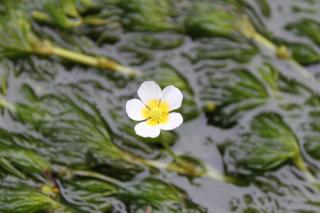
116 0 176 32
204 63 311 127
31 0 109 29
225 112 318 184
0 6 137 75
0 187 68 213
0 144 51 178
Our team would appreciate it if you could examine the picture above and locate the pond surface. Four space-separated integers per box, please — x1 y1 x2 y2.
1 0 320 212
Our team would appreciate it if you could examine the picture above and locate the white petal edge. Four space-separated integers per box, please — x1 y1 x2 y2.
134 121 161 138
160 112 183 130
126 98 146 121
161 86 183 111
137 81 162 105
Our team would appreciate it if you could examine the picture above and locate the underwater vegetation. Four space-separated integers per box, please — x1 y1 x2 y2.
0 0 320 212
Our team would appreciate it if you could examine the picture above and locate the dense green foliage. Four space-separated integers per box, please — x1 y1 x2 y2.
226 113 300 171
0 0 320 212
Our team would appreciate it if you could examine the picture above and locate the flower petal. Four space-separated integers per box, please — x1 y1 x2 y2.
138 81 162 105
134 121 161 138
159 112 183 130
126 98 146 121
161 86 183 111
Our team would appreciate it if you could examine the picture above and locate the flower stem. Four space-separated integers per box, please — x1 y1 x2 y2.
161 139 180 162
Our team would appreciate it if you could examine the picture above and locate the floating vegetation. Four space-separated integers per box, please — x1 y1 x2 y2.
1 0 320 212
0 3 138 76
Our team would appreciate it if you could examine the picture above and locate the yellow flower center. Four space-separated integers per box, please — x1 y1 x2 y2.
141 99 169 126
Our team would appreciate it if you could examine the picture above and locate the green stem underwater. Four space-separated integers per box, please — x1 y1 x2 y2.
161 139 179 161
122 151 230 182
31 40 139 76
293 154 319 186
56 166 126 189
238 18 313 79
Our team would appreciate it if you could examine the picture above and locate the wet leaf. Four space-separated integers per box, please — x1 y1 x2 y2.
0 144 51 178
0 9 36 57
61 179 117 212
204 68 269 128
40 0 81 29
286 19 320 46
116 0 176 32
14 85 137 171
225 113 300 172
0 187 65 213
184 1 239 38
118 177 206 212
289 43 320 65
204 63 311 128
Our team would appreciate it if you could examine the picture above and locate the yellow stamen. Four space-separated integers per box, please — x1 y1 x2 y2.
141 99 169 126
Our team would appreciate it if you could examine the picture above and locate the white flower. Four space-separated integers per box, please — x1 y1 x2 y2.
126 81 183 138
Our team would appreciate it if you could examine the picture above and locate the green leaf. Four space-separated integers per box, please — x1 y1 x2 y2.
116 0 176 32
185 40 258 64
41 0 81 29
14 85 137 171
118 177 206 212
184 1 239 38
61 179 117 212
204 69 269 128
226 113 300 172
204 63 311 128
0 9 36 57
287 43 320 65
0 187 64 213
286 19 320 46
0 143 51 178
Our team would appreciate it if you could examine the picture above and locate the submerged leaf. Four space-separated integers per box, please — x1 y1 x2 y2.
225 113 300 172
116 0 176 32
40 0 81 29
0 187 65 213
204 63 311 128
14 85 137 171
286 43 320 65
0 144 51 178
186 39 258 64
184 1 239 38
286 19 320 46
61 179 117 212
118 177 206 212
0 10 36 57
204 68 269 128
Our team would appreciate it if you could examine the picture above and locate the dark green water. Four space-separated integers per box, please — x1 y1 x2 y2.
1 0 320 212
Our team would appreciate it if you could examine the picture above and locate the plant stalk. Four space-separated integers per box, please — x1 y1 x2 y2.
31 40 139 76
56 165 126 189
238 18 313 79
293 154 319 185
122 151 228 182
